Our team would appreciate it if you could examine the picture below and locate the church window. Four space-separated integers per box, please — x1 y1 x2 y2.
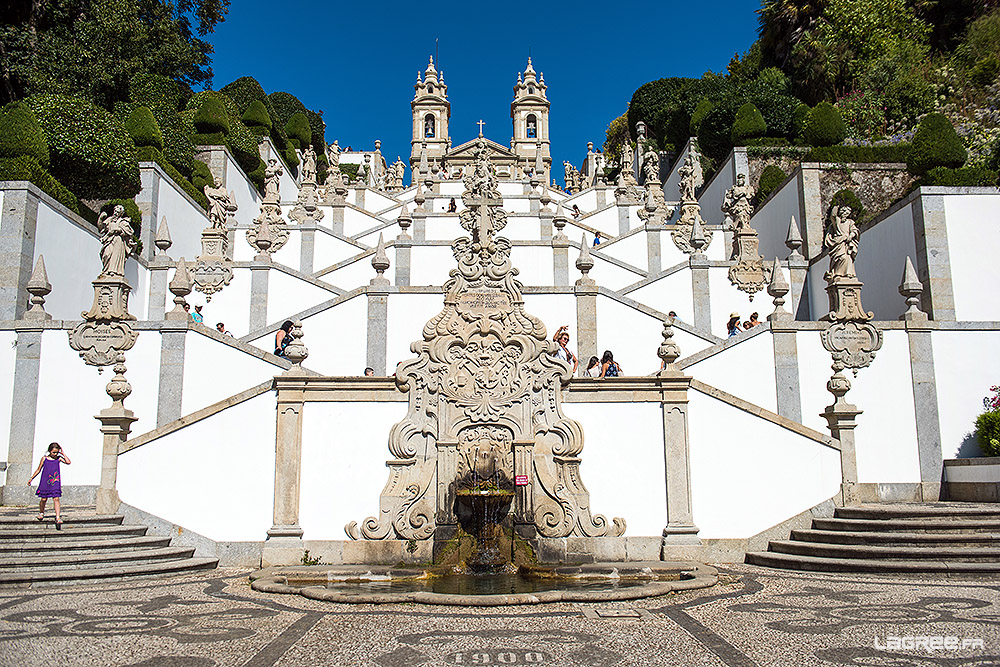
424 114 436 138
428 85 434 94
526 115 537 139
528 86 534 95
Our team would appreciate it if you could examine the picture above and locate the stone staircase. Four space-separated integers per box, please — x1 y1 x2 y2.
746 503 1000 574
0 505 218 587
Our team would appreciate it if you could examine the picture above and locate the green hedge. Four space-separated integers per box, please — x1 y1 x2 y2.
0 102 49 167
193 95 229 134
976 411 1000 456
136 145 209 210
829 189 865 220
907 112 968 175
242 100 272 134
338 162 360 181
0 155 88 218
247 157 266 194
125 106 163 151
791 103 811 141
731 103 767 145
268 90 325 150
128 73 195 177
803 144 911 164
24 94 140 200
191 160 214 193
802 102 846 147
184 92 262 175
922 166 999 187
757 165 787 201
283 146 299 169
284 112 311 149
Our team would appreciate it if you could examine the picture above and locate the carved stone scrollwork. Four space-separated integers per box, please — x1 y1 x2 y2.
820 321 883 377
347 138 624 541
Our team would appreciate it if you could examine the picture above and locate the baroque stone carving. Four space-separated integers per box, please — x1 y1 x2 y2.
246 159 289 254
204 178 237 231
723 175 766 298
194 181 236 301
671 161 713 254
347 138 625 541
289 146 325 225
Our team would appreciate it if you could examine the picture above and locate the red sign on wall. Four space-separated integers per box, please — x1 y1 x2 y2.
514 475 529 486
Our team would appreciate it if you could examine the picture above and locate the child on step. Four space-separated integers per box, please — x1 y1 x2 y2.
28 443 71 529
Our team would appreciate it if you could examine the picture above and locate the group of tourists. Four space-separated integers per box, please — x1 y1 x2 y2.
727 312 761 338
551 325 621 378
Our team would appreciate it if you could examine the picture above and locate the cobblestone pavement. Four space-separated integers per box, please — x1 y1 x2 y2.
3 564 1000 666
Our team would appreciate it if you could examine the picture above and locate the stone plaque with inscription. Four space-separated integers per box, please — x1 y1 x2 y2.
820 320 883 373
68 320 138 367
457 289 512 316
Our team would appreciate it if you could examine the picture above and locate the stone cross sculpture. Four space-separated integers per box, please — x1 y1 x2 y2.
247 158 289 254
194 179 237 301
69 206 138 366
671 155 713 254
722 174 765 298
347 137 625 542
290 146 325 225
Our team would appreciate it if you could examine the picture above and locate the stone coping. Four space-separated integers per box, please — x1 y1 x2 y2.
248 561 717 606
138 161 210 222
945 457 1000 467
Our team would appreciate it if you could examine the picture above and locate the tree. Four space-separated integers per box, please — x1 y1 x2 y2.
0 0 230 108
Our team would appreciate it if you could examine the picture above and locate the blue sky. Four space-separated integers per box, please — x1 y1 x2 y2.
208 1 760 172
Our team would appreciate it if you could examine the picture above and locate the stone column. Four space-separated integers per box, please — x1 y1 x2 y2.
249 258 270 332
784 216 809 319
135 167 162 263
156 323 187 427
552 237 569 287
2 326 43 505
265 324 309 566
330 201 345 236
96 355 138 515
299 224 316 275
616 200 630 236
367 235 390 375
657 323 700 551
646 224 662 275
354 184 366 209
799 166 824 259
767 261 802 422
822 373 862 506
412 184 427 242
690 253 711 333
596 187 606 208
911 193 955 320
539 204 554 240
0 186 40 321
900 258 943 500
574 237 598 370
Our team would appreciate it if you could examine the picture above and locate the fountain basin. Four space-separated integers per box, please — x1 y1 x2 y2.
249 561 717 606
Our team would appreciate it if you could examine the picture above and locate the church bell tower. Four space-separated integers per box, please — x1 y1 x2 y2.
410 56 450 174
510 58 550 172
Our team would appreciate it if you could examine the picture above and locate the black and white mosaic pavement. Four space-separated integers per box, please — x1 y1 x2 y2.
3 564 1000 666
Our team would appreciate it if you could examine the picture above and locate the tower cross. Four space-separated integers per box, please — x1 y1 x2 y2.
477 119 485 137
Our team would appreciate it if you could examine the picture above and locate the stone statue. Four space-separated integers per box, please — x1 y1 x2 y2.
204 177 237 230
621 142 633 173
97 205 135 278
678 154 698 202
328 140 340 168
264 158 283 204
722 173 754 232
824 205 859 281
642 150 659 184
301 146 317 184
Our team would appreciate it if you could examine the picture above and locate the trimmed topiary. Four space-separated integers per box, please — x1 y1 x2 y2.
792 103 811 141
804 144 911 164
136 145 209 210
283 146 300 168
829 189 865 220
284 112 311 150
242 100 272 134
0 102 49 168
184 92 262 176
976 410 1000 456
802 102 846 148
907 112 968 175
100 198 142 230
247 157 266 194
304 109 326 151
923 166 999 187
24 94 140 200
0 155 83 216
697 105 736 162
125 106 164 151
192 96 229 135
191 160 214 193
731 103 767 146
128 73 194 177
757 165 788 201
689 98 713 137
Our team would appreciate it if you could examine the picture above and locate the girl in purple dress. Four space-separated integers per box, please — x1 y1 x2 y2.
28 443 71 529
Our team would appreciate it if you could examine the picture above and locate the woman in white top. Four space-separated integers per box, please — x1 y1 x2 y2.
551 325 578 373
585 356 601 377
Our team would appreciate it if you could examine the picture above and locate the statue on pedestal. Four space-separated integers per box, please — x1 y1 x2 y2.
97 205 135 278
204 178 237 231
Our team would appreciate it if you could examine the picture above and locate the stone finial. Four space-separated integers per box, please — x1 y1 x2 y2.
539 187 551 212
898 256 926 321
24 255 52 321
105 352 132 408
413 181 426 208
785 215 803 259
154 217 172 256
657 320 681 372
284 320 308 368
371 233 390 286
767 258 791 322
553 202 568 238
166 258 192 320
254 217 273 257
575 233 595 286
689 213 707 254
397 203 412 238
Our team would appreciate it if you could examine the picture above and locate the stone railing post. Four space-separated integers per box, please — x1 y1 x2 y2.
574 236 598 370
822 372 862 505
767 259 802 422
412 183 427 241
645 222 662 275
265 322 309 565
395 205 412 287
249 238 270 333
657 322 700 552
97 354 137 514
784 216 809 319
299 222 316 275
367 235 390 375
2 323 44 505
147 217 173 319
689 217 712 332
552 208 570 286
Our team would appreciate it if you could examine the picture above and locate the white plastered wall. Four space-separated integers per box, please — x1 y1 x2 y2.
751 173 803 263
386 293 446 370
685 333 777 413
152 168 208 262
698 153 737 227
257 295 366 376
596 296 668 377
945 194 1000 321
181 332 282 415
932 330 1000 458
265 270 338 324
598 233 648 273
855 204 917 321
708 267 768 338
118 391 275 541
628 271 694 325
688 390 841 538
171 266 251 337
224 154 261 228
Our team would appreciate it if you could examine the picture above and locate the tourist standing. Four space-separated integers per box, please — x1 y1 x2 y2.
599 350 621 378
585 356 601 378
364 367 375 376
216 322 232 336
593 232 602 246
28 443 71 530
447 198 457 213
275 320 294 357
727 313 741 338
551 325 579 373
746 312 760 328
191 304 204 323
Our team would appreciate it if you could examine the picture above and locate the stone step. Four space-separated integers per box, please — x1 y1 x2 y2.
0 546 197 572
836 504 1000 520
0 535 171 556
745 551 1000 574
768 540 1000 562
0 557 219 588
0 513 124 526
790 528 1000 547
0 524 148 542
812 517 1000 533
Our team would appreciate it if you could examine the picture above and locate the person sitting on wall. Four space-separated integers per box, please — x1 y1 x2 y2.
727 312 741 338
275 320 294 357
